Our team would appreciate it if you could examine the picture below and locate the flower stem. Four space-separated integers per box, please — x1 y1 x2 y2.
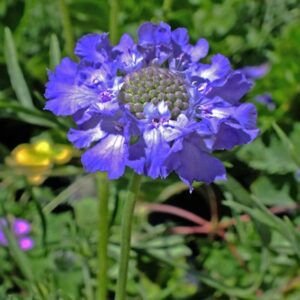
114 173 142 300
96 172 110 300
109 0 119 44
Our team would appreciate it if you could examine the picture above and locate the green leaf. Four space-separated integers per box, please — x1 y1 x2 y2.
2 225 34 283
251 176 294 206
237 136 298 174
49 34 61 70
4 27 34 109
272 122 300 167
0 100 59 128
73 198 98 229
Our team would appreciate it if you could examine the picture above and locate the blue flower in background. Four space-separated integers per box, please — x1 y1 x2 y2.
45 22 259 188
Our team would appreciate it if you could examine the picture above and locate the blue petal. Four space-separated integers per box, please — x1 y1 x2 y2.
155 22 171 44
115 34 144 72
127 138 146 174
45 58 98 116
212 123 257 150
189 38 209 61
138 22 156 45
68 125 106 148
239 63 269 80
166 136 226 187
171 28 189 46
197 54 231 81
233 103 257 129
81 134 127 179
143 128 170 178
75 33 111 62
207 71 253 104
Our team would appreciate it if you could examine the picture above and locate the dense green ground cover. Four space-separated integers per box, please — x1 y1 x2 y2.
0 0 300 299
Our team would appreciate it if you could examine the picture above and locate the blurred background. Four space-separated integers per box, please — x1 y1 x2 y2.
0 0 300 299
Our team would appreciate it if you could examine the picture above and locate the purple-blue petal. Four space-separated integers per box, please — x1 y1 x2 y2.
143 128 170 178
207 71 253 104
68 125 106 148
197 54 231 81
239 63 269 80
81 134 127 179
189 38 209 62
166 136 226 187
45 58 98 116
212 123 258 150
75 33 111 62
171 28 189 46
138 22 156 45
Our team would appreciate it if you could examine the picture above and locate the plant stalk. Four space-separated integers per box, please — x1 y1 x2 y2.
96 172 110 300
109 0 119 44
114 173 142 300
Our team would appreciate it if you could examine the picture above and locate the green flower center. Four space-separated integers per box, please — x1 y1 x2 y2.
120 66 189 119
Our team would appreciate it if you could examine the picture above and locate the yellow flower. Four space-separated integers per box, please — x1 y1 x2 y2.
5 139 73 185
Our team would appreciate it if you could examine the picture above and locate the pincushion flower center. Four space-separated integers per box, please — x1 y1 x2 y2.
120 66 189 119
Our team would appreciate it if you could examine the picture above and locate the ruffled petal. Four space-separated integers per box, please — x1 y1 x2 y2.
45 58 98 116
233 103 258 129
68 125 106 148
197 54 231 81
75 33 111 63
81 134 127 179
171 28 189 46
155 22 171 44
166 136 226 187
127 138 146 174
189 38 209 62
138 22 156 45
115 34 144 72
207 71 253 104
143 127 170 178
212 123 258 150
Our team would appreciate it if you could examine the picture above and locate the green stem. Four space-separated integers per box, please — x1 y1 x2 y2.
114 173 142 300
109 0 119 44
96 172 110 300
163 0 173 19
58 0 75 58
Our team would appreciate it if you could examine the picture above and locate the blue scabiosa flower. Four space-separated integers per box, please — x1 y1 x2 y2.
45 22 259 188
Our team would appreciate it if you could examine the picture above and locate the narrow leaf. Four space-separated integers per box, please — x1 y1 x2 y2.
2 225 34 282
4 27 34 108
49 34 61 70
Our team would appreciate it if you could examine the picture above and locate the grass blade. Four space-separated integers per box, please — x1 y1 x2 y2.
4 27 34 109
49 34 61 70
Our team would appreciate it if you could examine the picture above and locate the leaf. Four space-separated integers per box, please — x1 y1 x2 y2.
49 34 61 70
1 225 34 283
73 198 98 229
251 176 294 206
272 122 300 167
0 100 63 129
237 136 298 174
4 27 34 109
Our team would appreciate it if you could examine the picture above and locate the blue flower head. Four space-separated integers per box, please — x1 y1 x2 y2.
45 22 259 188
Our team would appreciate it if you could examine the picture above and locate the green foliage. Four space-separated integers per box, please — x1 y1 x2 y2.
1 0 300 299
